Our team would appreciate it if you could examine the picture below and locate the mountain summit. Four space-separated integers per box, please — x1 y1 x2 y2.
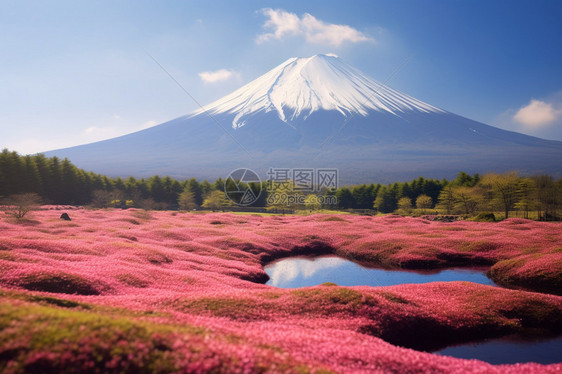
196 54 442 128
45 55 562 183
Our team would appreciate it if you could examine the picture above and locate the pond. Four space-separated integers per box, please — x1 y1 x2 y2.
264 256 561 365
264 256 496 288
435 335 562 365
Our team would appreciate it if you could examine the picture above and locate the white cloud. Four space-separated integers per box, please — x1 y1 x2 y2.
513 99 562 128
256 8 373 47
198 69 239 84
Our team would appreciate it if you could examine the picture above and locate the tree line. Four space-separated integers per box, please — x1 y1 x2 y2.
1 149 561 219
0 149 264 210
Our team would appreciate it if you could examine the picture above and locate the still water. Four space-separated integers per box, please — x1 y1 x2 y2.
435 335 562 365
264 256 496 288
264 256 561 365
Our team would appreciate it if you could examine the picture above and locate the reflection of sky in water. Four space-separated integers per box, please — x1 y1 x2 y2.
267 257 347 287
436 335 562 365
265 258 559 365
265 256 496 288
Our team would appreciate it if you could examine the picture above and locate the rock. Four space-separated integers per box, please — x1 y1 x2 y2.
60 213 71 221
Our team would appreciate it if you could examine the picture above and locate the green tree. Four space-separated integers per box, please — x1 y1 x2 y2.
202 190 230 211
452 186 483 215
437 185 455 214
200 180 212 197
178 188 198 210
185 178 203 206
514 177 536 219
397 196 412 214
452 172 480 187
22 155 41 194
480 172 519 218
304 194 322 211
350 184 375 209
416 194 433 213
335 187 354 209
533 175 559 220
374 186 397 213
148 176 165 202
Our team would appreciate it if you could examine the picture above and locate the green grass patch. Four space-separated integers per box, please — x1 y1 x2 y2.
320 216 349 222
291 287 363 308
0 297 316 373
178 297 267 320
15 272 105 295
378 291 410 304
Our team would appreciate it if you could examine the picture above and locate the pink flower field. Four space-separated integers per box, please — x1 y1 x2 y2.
1 208 561 373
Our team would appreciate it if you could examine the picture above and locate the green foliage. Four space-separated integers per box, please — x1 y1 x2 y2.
396 197 413 214
480 172 520 218
0 301 207 373
304 194 322 211
2 148 561 219
177 188 198 210
202 190 231 211
335 187 354 209
472 213 496 222
451 171 480 187
415 194 433 212
374 186 397 213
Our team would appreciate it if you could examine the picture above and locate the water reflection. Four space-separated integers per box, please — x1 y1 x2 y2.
267 256 348 287
265 256 496 288
436 335 562 365
265 256 561 365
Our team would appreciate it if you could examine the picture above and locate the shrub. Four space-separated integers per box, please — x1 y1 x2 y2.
472 213 496 222
1 193 42 219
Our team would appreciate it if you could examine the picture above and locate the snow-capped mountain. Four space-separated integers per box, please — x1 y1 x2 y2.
195 54 442 128
45 54 562 183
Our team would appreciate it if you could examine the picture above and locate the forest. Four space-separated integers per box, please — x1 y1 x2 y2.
0 149 561 219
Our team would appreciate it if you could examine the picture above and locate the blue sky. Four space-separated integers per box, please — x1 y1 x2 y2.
2 0 562 154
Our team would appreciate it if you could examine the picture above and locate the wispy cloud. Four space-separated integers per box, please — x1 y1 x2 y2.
198 69 239 84
256 8 373 47
513 99 562 128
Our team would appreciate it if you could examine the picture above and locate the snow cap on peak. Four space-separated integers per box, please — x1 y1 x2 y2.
195 54 443 128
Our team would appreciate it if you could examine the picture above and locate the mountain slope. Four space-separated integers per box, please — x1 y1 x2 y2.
195 54 442 127
45 54 562 183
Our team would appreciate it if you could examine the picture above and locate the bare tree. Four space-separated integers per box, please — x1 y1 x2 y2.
90 190 111 208
1 193 42 219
